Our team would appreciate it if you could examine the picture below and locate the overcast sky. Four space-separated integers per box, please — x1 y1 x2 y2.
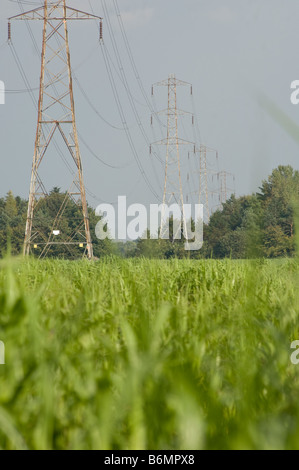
0 0 299 211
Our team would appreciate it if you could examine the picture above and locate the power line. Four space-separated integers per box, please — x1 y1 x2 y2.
73 73 125 131
100 40 160 200
87 0 161 199
9 42 38 110
101 0 163 169
77 130 132 170
112 0 166 132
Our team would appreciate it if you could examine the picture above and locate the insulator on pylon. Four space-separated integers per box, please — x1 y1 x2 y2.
99 20 103 41
192 115 194 125
191 86 193 95
151 116 153 126
151 86 154 96
194 145 196 154
8 22 11 42
150 145 152 154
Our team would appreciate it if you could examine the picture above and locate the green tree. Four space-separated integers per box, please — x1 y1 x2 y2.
5 191 18 218
203 194 261 258
258 165 299 257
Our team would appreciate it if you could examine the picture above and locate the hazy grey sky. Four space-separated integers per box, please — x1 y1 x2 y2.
0 0 299 210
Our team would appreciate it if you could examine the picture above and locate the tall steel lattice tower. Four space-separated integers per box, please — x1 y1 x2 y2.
198 145 210 221
216 170 235 206
9 1 103 259
151 74 194 239
197 145 219 222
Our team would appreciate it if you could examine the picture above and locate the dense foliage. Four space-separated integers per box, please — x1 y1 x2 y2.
0 188 114 259
203 165 299 259
1 165 298 259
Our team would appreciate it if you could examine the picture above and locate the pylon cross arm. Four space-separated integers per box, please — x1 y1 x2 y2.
153 78 192 88
9 6 102 21
152 138 195 146
156 109 193 117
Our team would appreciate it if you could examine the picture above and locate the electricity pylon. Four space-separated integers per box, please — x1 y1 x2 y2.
9 1 103 259
216 170 235 205
151 74 194 239
198 145 210 221
197 144 219 222
210 170 235 210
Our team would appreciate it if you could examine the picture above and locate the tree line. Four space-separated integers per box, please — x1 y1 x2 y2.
1 165 298 259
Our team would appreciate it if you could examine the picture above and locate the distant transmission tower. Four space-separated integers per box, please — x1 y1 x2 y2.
9 1 103 259
210 170 235 210
217 170 235 205
196 144 217 221
151 74 194 238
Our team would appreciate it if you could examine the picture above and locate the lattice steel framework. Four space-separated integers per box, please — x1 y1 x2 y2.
151 74 194 238
197 144 219 222
216 170 235 206
9 1 103 259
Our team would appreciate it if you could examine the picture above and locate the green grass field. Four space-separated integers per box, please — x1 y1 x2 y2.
0 256 299 450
